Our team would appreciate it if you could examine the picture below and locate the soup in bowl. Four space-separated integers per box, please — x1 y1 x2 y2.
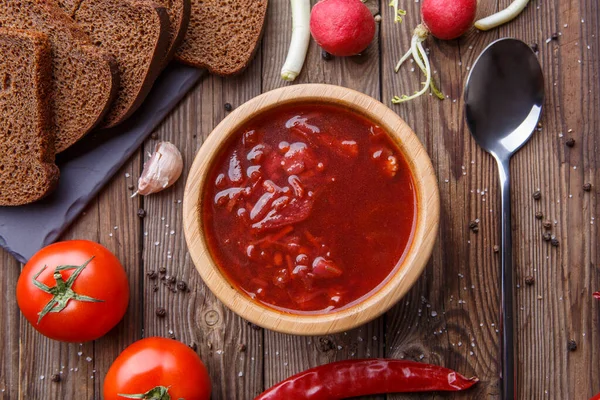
183 84 439 335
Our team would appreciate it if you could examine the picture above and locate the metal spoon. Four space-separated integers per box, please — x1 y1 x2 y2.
464 38 544 400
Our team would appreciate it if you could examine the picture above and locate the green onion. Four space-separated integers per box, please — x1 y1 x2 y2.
281 0 311 81
475 0 530 31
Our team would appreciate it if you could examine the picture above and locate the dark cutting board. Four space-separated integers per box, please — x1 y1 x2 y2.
0 62 205 264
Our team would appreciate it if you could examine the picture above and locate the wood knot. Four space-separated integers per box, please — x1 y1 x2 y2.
205 310 220 326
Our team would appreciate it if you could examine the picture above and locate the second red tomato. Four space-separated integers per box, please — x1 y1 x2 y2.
104 337 212 400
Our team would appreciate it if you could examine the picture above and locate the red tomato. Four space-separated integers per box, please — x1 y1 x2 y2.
16 240 129 342
104 337 212 400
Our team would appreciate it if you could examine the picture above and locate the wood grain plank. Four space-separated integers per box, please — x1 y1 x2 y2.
92 155 143 398
18 203 100 400
141 60 264 399
506 0 565 397
1 0 599 399
380 0 502 398
12 155 141 400
261 1 385 399
379 0 600 399
510 0 600 398
0 252 20 399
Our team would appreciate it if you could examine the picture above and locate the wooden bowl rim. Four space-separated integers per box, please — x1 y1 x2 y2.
183 84 440 335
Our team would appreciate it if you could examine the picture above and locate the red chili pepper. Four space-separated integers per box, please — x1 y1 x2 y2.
594 291 600 300
254 359 478 400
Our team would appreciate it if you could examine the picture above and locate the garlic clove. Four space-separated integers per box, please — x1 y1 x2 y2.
134 141 183 196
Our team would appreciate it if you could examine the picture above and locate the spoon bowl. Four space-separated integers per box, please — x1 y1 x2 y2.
466 38 544 158
464 38 544 400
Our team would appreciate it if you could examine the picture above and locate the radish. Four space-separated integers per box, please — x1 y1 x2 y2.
421 0 477 40
392 0 477 103
310 0 376 57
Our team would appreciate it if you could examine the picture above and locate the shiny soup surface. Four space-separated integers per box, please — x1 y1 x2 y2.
202 104 417 313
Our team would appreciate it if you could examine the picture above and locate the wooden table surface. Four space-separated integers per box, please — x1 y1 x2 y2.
1 0 599 399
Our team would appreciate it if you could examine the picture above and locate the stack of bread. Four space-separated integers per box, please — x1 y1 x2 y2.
0 0 268 206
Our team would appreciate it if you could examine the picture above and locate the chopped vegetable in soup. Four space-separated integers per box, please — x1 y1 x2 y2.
202 104 417 313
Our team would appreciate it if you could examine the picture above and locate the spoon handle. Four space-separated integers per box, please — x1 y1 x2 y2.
497 157 516 399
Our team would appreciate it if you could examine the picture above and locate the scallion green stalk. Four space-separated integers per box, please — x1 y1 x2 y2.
281 0 311 81
475 0 530 31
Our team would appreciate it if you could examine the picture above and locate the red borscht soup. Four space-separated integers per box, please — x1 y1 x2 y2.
202 104 416 313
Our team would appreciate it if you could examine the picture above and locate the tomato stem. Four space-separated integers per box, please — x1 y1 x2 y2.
118 386 172 400
32 257 104 324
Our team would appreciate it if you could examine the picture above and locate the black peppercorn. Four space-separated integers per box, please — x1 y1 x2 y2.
51 374 61 383
535 211 544 220
176 281 188 291
524 276 535 285
159 266 167 274
189 342 198 351
224 103 233 112
565 138 575 147
128 184 135 191
147 270 157 280
247 322 262 331
317 337 336 352
468 220 479 233
321 49 332 61
551 33 559 41
137 208 146 218
583 183 592 192
551 238 560 247
238 343 247 352
531 43 539 52
156 307 167 317
543 220 552 230
567 339 577 352
532 190 542 200
150 132 159 140
166 275 176 284
542 232 552 242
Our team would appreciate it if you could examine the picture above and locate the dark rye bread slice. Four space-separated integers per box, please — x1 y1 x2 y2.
151 0 191 67
0 28 59 206
0 0 118 153
59 0 187 68
175 0 268 75
59 0 170 128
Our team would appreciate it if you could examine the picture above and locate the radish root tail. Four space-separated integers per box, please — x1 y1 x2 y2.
392 24 445 104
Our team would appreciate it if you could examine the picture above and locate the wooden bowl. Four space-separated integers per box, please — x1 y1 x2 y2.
183 84 439 335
